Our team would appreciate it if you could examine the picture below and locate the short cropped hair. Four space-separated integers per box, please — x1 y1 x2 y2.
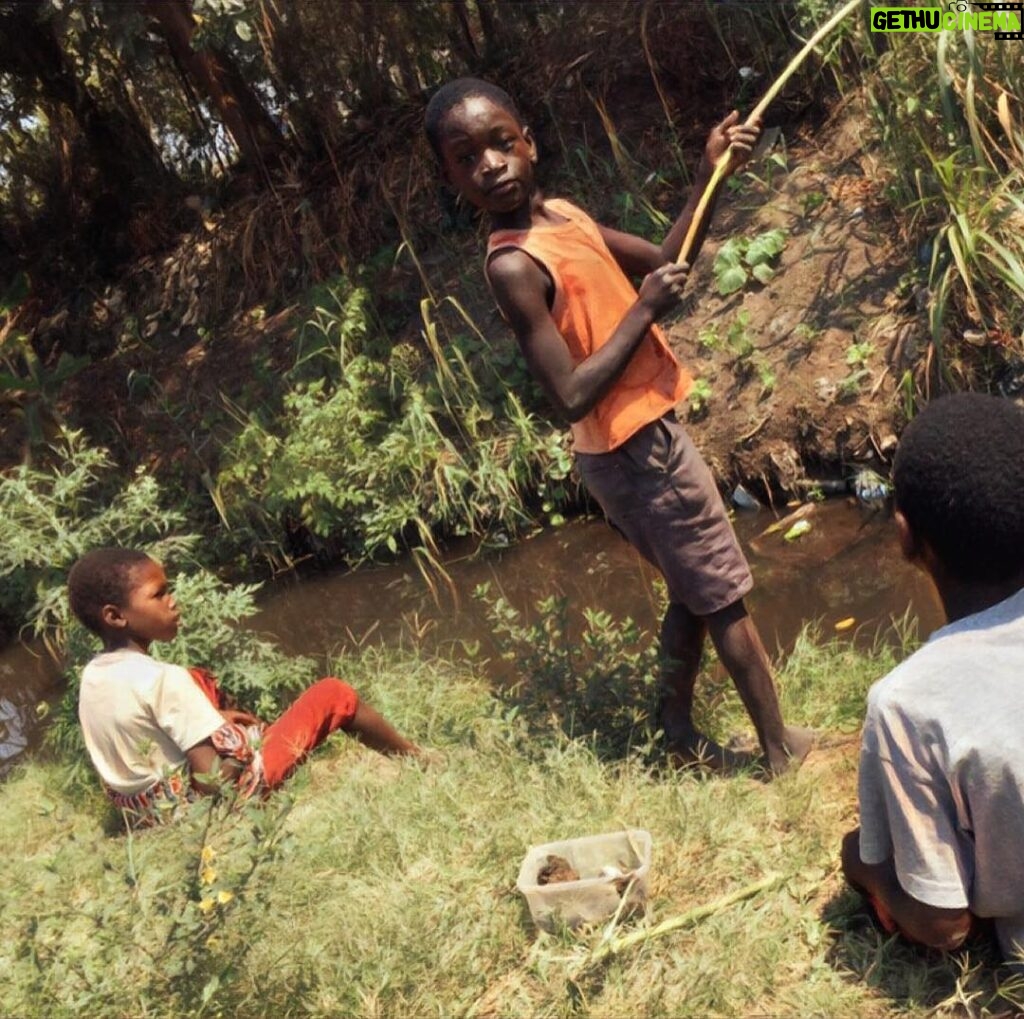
68 547 152 635
894 392 1024 583
424 77 522 159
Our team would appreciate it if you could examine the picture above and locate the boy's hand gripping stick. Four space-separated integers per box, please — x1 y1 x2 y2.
676 0 864 268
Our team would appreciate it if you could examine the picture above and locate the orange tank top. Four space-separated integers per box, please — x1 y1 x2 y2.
486 198 691 453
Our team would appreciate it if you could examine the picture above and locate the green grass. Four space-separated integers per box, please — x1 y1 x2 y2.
2 626 1020 1017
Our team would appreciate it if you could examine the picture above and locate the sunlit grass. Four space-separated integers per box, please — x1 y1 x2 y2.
3 622 1020 1017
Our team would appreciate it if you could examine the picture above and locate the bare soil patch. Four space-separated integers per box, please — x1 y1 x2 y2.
673 99 922 501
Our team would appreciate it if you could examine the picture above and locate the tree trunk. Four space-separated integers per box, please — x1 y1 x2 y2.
448 0 479 64
0 0 170 196
475 0 503 61
384 8 420 97
258 0 327 150
145 0 285 167
351 0 394 111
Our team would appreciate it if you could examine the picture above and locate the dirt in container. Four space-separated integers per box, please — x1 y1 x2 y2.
536 854 580 885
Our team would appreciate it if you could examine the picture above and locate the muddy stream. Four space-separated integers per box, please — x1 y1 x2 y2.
0 500 944 772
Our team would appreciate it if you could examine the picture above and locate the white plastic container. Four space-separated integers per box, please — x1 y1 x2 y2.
515 829 652 931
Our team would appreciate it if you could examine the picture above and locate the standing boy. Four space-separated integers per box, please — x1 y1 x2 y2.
69 547 423 827
425 78 810 774
841 393 1024 958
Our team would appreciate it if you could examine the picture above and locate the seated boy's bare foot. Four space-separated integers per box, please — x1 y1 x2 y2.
411 746 447 768
763 725 815 777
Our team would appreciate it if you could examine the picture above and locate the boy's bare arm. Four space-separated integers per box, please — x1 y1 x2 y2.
840 829 973 950
598 111 762 277
595 227 664 278
187 739 242 794
663 111 761 264
488 249 687 421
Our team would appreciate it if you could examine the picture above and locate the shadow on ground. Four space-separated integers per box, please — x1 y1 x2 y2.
822 887 1024 1017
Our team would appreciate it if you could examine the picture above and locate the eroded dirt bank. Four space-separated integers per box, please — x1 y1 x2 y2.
668 99 921 502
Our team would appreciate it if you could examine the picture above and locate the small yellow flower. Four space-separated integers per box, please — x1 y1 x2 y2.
198 897 216 914
201 865 218 886
200 845 217 866
216 889 234 905
206 936 221 949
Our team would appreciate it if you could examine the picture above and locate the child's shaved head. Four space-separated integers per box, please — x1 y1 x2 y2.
68 548 153 635
895 392 1024 583
424 77 522 158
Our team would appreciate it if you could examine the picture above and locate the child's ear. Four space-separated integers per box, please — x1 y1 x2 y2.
523 125 538 163
894 510 921 564
101 603 128 630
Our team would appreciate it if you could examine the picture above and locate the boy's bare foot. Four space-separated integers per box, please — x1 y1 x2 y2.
664 729 757 773
410 745 447 768
763 725 815 776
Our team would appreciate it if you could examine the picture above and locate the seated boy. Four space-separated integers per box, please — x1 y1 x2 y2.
69 547 423 828
841 393 1024 958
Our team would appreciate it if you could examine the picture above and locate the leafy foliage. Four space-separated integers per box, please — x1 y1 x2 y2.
858 20 1024 383
712 229 788 296
478 584 661 761
9 781 295 1016
0 429 317 762
217 277 574 570
687 377 713 417
726 308 756 359
0 430 189 645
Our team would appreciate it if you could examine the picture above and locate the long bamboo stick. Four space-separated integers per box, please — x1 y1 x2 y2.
582 871 785 968
677 0 864 267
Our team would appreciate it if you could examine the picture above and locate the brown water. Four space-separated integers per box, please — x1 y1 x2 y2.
0 499 944 771
249 498 943 661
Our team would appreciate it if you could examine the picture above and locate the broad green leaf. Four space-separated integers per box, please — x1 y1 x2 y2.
716 265 748 295
745 229 787 267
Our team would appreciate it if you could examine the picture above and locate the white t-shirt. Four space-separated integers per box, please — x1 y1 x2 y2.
78 648 226 796
858 586 1024 959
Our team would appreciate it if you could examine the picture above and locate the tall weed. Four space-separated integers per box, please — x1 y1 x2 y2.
217 276 575 571
859 26 1024 379
479 584 663 761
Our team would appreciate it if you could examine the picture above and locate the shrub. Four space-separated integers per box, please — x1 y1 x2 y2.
712 229 788 296
478 584 662 761
217 280 575 571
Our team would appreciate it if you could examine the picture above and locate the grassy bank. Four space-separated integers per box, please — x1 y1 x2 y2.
3 627 1019 1018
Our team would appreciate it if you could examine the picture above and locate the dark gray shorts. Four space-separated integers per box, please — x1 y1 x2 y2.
576 413 753 617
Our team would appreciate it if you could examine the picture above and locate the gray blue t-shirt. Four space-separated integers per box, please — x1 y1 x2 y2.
858 586 1024 959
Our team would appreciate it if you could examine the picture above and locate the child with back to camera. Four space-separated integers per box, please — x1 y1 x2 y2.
424 77 811 775
69 547 423 828
841 393 1024 958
